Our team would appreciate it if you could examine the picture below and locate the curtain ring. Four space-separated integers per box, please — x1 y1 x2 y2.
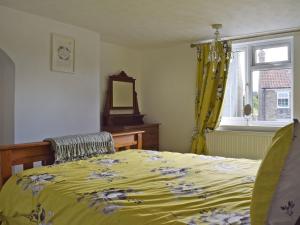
197 46 201 60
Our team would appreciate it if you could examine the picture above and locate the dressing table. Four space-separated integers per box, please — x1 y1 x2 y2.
102 71 159 150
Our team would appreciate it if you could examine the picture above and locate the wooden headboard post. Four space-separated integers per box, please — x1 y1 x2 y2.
0 131 144 188
0 142 54 187
0 149 12 187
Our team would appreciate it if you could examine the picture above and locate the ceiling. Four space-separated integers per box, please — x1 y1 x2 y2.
0 0 300 48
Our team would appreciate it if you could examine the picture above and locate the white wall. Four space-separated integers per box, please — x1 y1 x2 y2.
140 33 300 153
141 44 197 153
1 5 299 153
100 41 143 114
99 42 197 153
0 6 101 143
293 32 300 118
0 49 15 144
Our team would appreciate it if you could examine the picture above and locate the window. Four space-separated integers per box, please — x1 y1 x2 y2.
253 44 290 65
221 37 293 127
277 91 290 108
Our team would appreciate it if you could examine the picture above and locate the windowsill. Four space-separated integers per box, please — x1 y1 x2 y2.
217 124 282 132
219 117 293 132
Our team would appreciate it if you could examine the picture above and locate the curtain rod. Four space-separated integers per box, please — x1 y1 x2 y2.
190 27 300 48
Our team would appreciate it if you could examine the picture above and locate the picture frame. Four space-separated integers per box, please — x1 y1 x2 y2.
51 33 75 73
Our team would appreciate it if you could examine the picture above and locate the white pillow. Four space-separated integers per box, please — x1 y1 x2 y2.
267 121 300 224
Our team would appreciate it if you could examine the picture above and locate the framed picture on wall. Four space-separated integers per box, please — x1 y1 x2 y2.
51 33 75 73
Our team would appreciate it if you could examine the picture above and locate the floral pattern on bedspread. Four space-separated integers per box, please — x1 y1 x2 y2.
166 182 203 196
187 209 250 225
77 188 143 215
0 150 260 225
24 203 54 225
16 173 57 196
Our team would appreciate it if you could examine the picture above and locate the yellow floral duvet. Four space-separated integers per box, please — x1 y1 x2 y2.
0 150 260 225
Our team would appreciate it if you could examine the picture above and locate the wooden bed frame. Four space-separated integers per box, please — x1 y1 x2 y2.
0 131 144 188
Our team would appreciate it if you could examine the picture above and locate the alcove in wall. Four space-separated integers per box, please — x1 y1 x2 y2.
0 49 15 144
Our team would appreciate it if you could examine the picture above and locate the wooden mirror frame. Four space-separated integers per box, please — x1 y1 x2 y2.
103 71 143 127
111 73 135 110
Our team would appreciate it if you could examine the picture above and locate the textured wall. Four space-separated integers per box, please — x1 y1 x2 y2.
0 6 101 143
140 33 300 155
141 44 197 153
99 42 143 115
0 49 15 144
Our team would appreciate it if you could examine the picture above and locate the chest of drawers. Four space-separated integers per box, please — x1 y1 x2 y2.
102 123 160 150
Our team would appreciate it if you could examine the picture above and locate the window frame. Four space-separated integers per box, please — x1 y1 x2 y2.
220 37 294 129
252 41 292 67
277 91 290 109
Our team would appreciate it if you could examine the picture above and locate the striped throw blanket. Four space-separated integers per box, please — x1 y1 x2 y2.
45 132 115 163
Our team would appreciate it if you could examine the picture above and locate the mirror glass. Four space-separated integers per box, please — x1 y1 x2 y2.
244 104 252 116
112 81 133 108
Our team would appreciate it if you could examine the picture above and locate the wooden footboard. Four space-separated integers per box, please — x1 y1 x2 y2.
0 131 144 188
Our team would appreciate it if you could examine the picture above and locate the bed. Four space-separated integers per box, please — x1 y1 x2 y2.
0 131 260 225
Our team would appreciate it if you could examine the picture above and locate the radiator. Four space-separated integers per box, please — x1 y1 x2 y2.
206 130 274 160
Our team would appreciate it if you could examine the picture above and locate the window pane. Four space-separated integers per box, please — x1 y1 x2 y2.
254 45 289 64
277 92 289 98
222 50 246 118
252 69 292 121
277 91 289 108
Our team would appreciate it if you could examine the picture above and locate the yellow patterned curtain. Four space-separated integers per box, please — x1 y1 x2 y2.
192 41 232 155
